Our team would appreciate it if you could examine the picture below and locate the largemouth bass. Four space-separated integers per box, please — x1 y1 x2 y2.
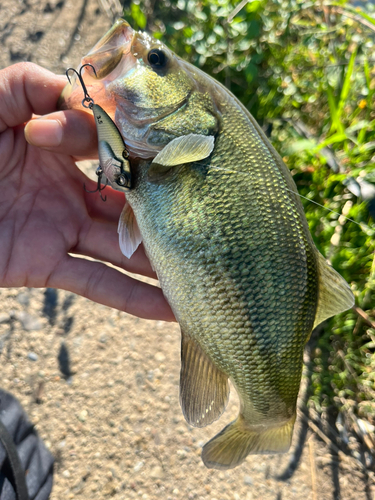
60 19 354 470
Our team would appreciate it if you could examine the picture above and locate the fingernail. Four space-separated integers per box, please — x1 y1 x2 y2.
25 119 63 147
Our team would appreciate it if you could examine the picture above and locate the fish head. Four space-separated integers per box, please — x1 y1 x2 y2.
60 19 220 158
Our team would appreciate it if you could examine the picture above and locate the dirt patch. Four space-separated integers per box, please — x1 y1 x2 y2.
0 1 374 499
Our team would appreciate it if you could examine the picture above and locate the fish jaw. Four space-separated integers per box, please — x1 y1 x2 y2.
59 19 199 157
59 18 135 117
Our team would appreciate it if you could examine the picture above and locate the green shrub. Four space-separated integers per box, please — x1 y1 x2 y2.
123 0 375 423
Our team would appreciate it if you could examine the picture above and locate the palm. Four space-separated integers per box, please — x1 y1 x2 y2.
0 63 174 322
2 129 115 286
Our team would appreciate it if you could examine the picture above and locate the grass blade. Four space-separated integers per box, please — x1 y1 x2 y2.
326 84 343 134
337 47 357 122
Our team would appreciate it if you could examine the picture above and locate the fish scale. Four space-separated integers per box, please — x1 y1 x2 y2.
60 18 354 470
127 91 318 424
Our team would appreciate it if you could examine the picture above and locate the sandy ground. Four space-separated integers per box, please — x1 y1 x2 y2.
0 1 374 499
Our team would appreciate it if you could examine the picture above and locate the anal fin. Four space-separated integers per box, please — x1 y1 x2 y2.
180 330 229 428
202 413 296 470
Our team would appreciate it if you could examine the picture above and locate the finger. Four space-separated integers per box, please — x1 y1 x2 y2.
0 62 66 132
72 219 157 279
25 109 98 158
84 184 125 222
47 255 175 322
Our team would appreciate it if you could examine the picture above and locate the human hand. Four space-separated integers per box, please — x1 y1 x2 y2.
0 62 174 322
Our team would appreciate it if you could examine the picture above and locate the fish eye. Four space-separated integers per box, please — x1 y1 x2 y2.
147 49 167 68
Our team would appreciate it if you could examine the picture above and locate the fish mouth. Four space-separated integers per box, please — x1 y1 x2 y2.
83 18 134 79
59 19 191 158
59 18 135 116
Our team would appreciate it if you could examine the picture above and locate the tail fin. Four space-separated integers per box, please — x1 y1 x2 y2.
202 414 296 470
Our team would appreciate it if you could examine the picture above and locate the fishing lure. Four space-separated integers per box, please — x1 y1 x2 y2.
66 64 132 201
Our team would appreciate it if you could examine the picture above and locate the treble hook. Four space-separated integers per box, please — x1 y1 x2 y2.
84 166 108 202
66 63 97 109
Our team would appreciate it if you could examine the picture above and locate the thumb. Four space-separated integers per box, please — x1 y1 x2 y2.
25 109 99 159
0 63 66 132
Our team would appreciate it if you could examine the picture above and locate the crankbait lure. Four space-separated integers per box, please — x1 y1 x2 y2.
66 63 132 201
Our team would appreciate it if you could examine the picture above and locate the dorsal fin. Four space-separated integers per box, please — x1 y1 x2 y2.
313 252 354 329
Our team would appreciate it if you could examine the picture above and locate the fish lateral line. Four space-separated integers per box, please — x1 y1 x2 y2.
208 165 362 227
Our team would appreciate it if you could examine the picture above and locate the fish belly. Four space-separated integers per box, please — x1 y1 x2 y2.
126 109 318 469
127 145 318 415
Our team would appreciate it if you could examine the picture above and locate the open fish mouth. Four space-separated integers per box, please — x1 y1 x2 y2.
83 18 134 79
59 18 195 157
59 18 135 116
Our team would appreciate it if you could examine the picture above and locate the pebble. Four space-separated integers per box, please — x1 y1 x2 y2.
16 292 30 306
177 449 187 459
244 475 253 486
155 352 165 362
15 312 42 331
365 451 373 468
78 410 88 422
102 481 116 496
27 352 38 362
133 461 144 472
62 470 71 478
136 373 144 387
0 313 10 324
150 466 164 479
253 462 267 473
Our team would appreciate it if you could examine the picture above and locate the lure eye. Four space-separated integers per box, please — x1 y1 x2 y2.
147 49 167 68
117 174 127 186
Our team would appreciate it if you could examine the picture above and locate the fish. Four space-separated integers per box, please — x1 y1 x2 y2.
60 18 355 470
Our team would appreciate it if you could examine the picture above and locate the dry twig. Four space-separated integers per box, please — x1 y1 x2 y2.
352 305 375 330
298 411 366 472
332 7 375 34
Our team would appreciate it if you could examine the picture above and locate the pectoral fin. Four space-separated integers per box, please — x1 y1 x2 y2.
147 134 215 182
180 330 229 428
313 252 355 329
117 201 142 259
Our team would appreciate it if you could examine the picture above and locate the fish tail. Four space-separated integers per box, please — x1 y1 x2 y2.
201 413 296 470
